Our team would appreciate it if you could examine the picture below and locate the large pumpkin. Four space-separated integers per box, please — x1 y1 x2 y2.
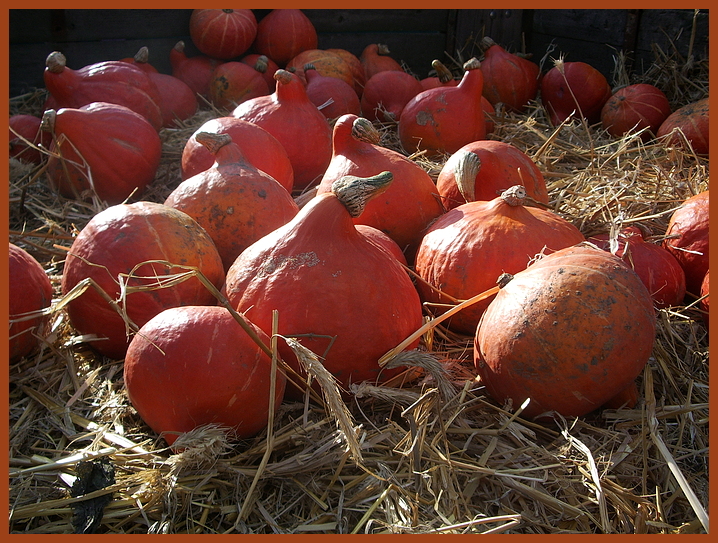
415 185 584 335
224 171 424 399
436 140 549 210
124 305 285 448
9 243 53 362
61 202 225 360
663 190 710 295
165 132 299 271
474 244 656 420
253 9 318 67
41 102 162 205
189 9 257 60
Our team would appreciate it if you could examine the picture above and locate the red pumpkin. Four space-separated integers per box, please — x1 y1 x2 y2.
224 171 424 399
326 48 365 97
169 40 223 98
601 83 672 139
360 69 423 122
316 114 445 259
398 58 487 158
474 244 656 420
165 132 299 271
241 53 280 90
304 63 362 120
253 9 318 67
479 37 540 112
663 190 710 295
189 9 257 60
415 185 584 335
124 305 285 448
9 114 52 164
41 102 162 205
656 98 709 155
420 59 458 91
9 243 53 362
43 51 163 131
540 60 612 126
285 49 355 91
356 224 408 266
61 201 225 360
181 116 294 192
232 69 333 191
436 140 549 209
588 226 686 309
208 61 269 111
700 270 709 327
360 43 404 81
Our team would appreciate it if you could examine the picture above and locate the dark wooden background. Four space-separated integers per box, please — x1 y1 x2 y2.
9 9 708 98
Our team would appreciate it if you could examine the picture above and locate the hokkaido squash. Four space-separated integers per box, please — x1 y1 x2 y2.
253 9 318 67
479 37 540 112
360 43 403 81
600 83 671 139
241 54 280 90
474 244 656 420
360 70 423 122
420 59 458 91
285 49 355 91
169 40 223 98
656 98 709 155
304 63 361 120
189 9 257 60
208 60 270 111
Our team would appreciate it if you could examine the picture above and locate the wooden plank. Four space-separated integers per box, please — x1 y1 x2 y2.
304 9 449 33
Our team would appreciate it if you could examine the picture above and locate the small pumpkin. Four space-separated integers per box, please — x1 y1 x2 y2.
474 243 656 420
304 63 362 120
540 59 612 126
124 305 285 448
189 9 257 60
232 69 333 191
600 83 672 139
415 185 584 335
656 98 709 155
360 43 404 81
43 51 164 131
360 69 423 122
479 37 540 112
398 58 487 158
224 171 424 399
61 201 225 360
208 60 270 111
41 102 162 205
436 140 549 210
588 226 686 309
663 190 710 295
165 132 299 271
181 116 294 191
253 9 318 67
9 243 53 362
9 114 52 164
169 40 223 98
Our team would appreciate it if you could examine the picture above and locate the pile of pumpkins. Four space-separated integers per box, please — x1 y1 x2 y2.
9 9 709 447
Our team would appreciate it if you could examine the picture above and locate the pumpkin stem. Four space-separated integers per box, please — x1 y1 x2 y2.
46 51 67 74
173 40 186 53
500 185 528 206
331 171 394 218
39 109 57 134
431 59 454 84
480 36 498 53
454 150 481 203
496 272 514 289
254 55 270 74
194 131 232 155
463 57 481 71
377 44 392 56
134 46 150 64
351 117 381 145
274 69 294 86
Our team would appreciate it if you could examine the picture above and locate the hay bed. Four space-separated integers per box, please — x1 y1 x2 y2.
8 42 709 534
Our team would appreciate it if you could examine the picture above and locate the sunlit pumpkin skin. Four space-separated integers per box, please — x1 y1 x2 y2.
656 98 709 155
326 48 365 97
540 60 612 126
61 202 225 360
479 37 540 112
285 49 355 91
189 9 257 60
241 54 280 90
360 43 404 81
208 61 270 111
304 64 361 120
436 140 549 210
474 244 656 420
700 270 709 327
9 243 53 362
398 58 487 158
600 83 671 139
663 190 710 295
165 132 299 271
41 103 162 205
124 305 285 448
360 70 423 122
181 116 294 192
224 171 424 399
232 69 333 191
316 115 445 259
416 186 584 335
9 114 52 164
588 226 686 309
43 51 164 131
254 9 318 67
170 40 223 98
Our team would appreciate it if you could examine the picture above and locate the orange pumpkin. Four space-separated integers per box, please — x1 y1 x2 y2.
656 98 709 155
189 9 257 60
253 9 318 67
169 40 223 98
479 37 540 113
360 43 403 81
600 83 671 139
360 70 423 122
208 61 270 111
